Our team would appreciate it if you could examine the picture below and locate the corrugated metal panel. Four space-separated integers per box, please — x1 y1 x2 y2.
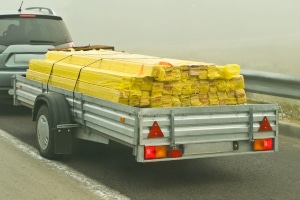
140 104 278 146
66 94 138 146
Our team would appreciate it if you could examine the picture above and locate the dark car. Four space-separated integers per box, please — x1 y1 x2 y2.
0 7 73 99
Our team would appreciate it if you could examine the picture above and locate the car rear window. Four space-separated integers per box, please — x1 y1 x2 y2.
0 15 72 46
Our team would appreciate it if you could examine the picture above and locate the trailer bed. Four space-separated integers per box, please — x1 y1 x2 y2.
11 75 279 162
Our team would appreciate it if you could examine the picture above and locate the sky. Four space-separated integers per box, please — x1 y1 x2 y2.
3 0 300 75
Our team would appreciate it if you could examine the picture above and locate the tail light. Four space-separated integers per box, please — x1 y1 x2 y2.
253 139 273 151
168 149 182 158
68 42 75 48
144 146 167 159
20 14 36 18
144 146 183 160
145 121 183 160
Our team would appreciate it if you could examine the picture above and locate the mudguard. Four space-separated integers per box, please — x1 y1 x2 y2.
33 93 73 154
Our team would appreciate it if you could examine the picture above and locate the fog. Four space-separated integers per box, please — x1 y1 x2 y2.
4 0 300 75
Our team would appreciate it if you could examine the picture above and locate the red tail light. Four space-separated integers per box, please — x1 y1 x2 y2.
144 146 156 159
168 148 182 158
264 139 273 150
20 14 36 18
253 139 273 151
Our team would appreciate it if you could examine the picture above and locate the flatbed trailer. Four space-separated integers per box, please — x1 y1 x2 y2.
10 74 279 162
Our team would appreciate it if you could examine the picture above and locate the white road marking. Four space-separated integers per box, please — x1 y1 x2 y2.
0 129 130 200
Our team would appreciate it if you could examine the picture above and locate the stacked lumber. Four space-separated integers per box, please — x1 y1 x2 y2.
26 49 247 107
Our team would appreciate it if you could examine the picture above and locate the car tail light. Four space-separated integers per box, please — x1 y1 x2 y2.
145 121 183 160
253 139 273 151
68 42 75 48
20 14 36 18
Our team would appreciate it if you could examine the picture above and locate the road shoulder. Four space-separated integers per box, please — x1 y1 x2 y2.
0 129 128 200
279 121 300 139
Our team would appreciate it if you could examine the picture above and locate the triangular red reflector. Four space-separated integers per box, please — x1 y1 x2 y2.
147 121 164 138
259 116 272 131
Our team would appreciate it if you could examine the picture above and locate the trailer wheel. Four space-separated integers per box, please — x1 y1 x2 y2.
36 105 56 159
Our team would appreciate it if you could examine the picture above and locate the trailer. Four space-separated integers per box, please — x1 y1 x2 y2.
10 74 279 162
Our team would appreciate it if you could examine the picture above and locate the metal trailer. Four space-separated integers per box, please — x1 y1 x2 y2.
10 75 279 162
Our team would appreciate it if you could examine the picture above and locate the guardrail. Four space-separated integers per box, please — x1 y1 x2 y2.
241 69 300 100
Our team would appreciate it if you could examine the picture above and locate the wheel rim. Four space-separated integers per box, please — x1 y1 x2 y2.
37 115 50 151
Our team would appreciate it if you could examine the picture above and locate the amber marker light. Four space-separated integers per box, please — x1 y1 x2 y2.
120 116 125 123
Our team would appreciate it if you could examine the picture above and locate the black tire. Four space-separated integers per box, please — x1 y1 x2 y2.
36 105 56 159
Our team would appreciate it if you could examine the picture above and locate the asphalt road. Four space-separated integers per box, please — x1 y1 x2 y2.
0 104 300 200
